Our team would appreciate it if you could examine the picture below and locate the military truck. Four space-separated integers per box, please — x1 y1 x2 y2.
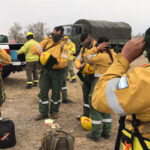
62 19 132 55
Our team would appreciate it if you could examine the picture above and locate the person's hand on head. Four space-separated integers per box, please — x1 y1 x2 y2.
97 42 109 51
121 38 145 63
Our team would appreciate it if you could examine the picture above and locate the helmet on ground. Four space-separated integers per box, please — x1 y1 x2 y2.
26 32 34 37
81 63 94 75
81 116 92 131
40 50 51 66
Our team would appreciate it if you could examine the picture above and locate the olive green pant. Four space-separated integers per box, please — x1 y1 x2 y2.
89 78 112 138
0 81 5 107
39 67 65 117
66 60 76 80
26 61 38 85
61 67 68 101
82 75 94 117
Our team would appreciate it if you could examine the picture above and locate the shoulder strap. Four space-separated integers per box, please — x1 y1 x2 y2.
131 114 149 150
44 41 61 52
66 134 74 150
115 116 126 150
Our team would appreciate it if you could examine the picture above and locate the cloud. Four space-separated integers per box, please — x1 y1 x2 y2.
0 0 150 35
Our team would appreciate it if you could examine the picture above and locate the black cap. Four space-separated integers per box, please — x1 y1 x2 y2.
54 26 64 34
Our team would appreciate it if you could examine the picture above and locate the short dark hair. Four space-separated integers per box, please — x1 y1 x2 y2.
80 33 89 42
54 26 64 34
97 37 109 44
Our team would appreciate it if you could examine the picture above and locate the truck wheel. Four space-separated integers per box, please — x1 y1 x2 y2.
2 70 11 78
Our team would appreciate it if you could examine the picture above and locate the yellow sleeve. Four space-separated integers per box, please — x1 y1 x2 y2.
0 49 11 65
74 52 84 69
18 42 29 55
53 45 69 69
32 38 49 55
93 53 150 115
92 53 131 114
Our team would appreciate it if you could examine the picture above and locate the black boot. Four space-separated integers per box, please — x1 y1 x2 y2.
71 79 76 83
101 132 110 139
26 84 32 89
33 82 38 87
62 99 74 104
86 133 100 142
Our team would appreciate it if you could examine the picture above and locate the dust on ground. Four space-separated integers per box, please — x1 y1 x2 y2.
1 55 148 150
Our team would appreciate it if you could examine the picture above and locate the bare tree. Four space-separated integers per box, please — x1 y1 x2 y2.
26 22 48 42
8 23 25 42
132 32 145 38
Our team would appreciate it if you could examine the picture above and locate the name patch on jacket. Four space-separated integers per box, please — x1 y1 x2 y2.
117 76 128 90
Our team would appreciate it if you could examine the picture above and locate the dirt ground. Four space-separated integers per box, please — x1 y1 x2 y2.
1 55 148 150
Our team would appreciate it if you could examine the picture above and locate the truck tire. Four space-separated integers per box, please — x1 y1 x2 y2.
2 70 11 79
2 65 12 78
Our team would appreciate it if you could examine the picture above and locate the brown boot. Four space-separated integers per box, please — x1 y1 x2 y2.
35 114 48 121
51 113 58 119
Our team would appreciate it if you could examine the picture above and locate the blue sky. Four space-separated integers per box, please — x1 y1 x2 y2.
1 0 150 35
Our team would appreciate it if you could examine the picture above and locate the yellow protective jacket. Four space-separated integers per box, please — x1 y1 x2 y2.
32 37 69 69
84 47 116 77
0 49 11 65
92 53 150 138
65 40 76 61
18 39 39 62
74 39 96 70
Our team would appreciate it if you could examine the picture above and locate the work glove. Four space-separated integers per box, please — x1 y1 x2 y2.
44 55 58 71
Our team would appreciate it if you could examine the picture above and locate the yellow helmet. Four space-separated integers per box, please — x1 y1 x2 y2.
81 116 92 131
26 32 34 37
81 63 94 75
40 50 51 66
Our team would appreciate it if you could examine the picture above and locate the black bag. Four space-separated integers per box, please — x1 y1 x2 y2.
0 119 16 148
17 54 25 61
40 130 75 150
44 55 58 71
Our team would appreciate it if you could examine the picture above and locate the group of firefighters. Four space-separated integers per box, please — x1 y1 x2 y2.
1 25 150 149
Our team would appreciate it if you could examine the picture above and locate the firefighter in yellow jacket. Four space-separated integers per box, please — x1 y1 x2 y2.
32 26 69 120
18 32 39 89
0 49 11 116
63 36 77 83
84 37 116 141
91 37 150 149
74 33 96 120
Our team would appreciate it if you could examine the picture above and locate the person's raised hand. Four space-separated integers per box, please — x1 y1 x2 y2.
97 42 109 51
121 38 145 63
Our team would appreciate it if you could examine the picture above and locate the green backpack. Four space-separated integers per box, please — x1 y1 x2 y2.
39 130 75 150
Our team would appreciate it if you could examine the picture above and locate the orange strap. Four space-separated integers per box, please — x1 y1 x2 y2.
125 141 131 150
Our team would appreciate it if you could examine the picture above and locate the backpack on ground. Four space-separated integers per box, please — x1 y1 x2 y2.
40 130 75 150
0 119 16 148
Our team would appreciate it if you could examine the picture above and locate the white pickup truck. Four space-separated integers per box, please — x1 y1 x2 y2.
0 35 26 78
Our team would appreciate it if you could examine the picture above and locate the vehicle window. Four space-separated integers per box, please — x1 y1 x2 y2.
72 26 83 36
0 35 8 43
64 26 72 36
